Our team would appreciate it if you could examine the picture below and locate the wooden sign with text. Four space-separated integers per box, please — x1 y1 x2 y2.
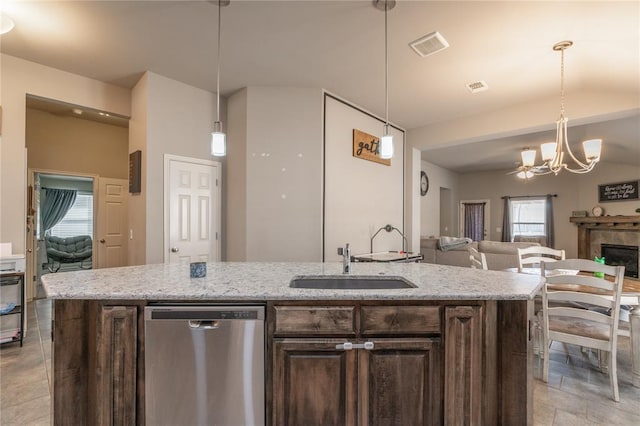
352 129 391 166
598 180 639 202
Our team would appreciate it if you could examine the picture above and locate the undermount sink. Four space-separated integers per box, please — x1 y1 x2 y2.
289 275 416 290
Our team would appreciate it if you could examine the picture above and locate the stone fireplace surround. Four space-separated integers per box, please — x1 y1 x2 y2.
570 215 640 279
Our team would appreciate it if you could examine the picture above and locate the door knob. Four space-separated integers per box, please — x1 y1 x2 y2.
27 248 33 253
100 239 106 243
171 247 179 253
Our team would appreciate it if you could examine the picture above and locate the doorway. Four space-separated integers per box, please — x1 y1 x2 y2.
29 171 97 299
24 95 130 300
459 200 490 241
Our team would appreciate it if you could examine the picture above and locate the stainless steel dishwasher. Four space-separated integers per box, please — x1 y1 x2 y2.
144 305 265 426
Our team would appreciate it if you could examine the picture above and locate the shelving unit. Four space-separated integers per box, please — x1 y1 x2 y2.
0 272 24 346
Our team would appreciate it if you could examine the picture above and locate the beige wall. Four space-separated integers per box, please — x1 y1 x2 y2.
420 160 460 238
226 86 323 262
225 88 247 261
0 54 130 254
458 161 640 258
26 108 128 178
324 95 405 260
130 71 223 264
128 73 149 265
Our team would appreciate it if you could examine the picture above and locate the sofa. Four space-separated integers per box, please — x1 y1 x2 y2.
420 237 540 271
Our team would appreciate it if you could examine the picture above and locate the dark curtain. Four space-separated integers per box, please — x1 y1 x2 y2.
545 194 555 248
42 188 77 233
464 203 485 242
502 197 512 242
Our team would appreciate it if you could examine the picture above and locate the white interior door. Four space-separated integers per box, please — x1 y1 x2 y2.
97 177 128 268
165 156 220 264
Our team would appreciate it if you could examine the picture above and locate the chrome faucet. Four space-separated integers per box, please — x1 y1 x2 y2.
337 243 351 274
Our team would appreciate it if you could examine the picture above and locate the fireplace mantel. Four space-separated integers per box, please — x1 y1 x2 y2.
570 215 640 259
570 215 640 229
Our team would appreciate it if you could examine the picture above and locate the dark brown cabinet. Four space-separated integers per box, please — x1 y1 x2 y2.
273 339 357 426
444 305 483 425
359 338 441 425
53 301 141 426
270 303 442 425
91 305 138 425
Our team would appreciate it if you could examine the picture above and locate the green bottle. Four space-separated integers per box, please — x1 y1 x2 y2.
594 256 605 278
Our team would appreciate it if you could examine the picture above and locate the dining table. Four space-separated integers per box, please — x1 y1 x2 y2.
504 267 640 388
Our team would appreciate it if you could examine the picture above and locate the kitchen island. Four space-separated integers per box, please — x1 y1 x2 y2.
43 261 542 425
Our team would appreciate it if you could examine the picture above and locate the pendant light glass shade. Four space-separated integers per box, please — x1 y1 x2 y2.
380 125 393 159
520 149 536 167
211 121 226 156
583 139 602 162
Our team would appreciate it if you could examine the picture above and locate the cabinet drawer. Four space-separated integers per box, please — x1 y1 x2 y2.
273 306 356 336
361 306 441 335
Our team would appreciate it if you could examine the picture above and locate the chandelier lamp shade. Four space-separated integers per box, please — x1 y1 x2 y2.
211 0 230 157
374 0 395 160
516 41 602 179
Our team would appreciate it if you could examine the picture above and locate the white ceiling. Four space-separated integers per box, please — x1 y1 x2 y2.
3 1 639 173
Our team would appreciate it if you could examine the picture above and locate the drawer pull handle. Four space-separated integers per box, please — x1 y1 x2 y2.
335 342 375 351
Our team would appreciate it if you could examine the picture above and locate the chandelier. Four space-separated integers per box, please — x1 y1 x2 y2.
515 41 602 179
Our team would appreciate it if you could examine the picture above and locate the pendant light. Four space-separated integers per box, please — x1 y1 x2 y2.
374 0 395 160
211 1 229 156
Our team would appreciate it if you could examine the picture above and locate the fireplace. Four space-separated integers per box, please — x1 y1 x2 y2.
601 243 639 279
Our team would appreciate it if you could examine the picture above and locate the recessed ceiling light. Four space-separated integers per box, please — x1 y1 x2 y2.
72 108 83 115
466 80 488 93
0 15 15 35
98 112 110 117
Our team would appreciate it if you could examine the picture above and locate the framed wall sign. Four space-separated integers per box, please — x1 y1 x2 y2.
598 180 639 202
352 129 391 166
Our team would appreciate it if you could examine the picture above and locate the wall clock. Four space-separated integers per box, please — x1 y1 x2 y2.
591 205 604 217
420 171 429 196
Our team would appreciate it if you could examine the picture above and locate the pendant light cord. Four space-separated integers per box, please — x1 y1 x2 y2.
216 1 222 123
384 0 389 126
559 46 565 118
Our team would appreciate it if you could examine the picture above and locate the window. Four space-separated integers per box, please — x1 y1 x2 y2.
49 193 93 238
510 198 545 237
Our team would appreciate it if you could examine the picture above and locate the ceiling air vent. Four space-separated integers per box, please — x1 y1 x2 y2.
466 80 488 93
409 31 449 58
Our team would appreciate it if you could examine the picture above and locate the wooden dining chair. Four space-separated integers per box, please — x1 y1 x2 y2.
518 246 566 356
468 247 487 270
517 246 566 273
541 259 625 402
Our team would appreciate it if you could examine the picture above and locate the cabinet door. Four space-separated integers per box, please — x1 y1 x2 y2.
358 338 442 426
273 339 357 426
444 305 483 425
94 305 138 425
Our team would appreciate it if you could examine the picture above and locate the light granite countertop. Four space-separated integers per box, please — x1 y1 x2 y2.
41 261 542 301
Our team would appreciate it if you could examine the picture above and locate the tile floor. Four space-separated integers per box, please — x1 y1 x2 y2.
0 299 51 425
1 300 639 425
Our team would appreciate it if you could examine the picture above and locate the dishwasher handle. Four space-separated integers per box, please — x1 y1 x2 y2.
188 320 221 330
